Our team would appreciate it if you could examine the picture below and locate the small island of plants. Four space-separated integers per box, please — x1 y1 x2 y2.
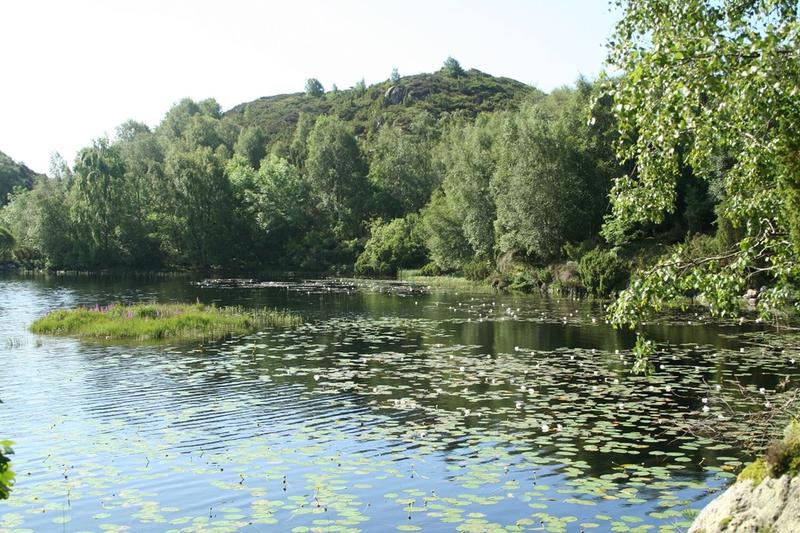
30 302 302 341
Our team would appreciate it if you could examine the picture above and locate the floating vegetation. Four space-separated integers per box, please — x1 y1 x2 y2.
29 302 302 341
2 277 799 531
194 277 430 296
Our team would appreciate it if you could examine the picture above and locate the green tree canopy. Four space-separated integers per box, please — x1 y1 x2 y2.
442 56 465 78
305 78 325 97
234 126 268 168
436 114 503 260
368 125 437 217
164 145 233 267
71 139 129 266
493 83 616 261
305 116 370 238
227 154 314 262
603 0 800 326
420 189 473 271
355 215 426 276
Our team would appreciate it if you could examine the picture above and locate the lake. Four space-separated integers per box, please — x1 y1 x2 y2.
0 274 797 532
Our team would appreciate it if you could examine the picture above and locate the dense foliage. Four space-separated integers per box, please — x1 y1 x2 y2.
0 61 600 274
578 248 628 297
355 215 426 276
0 150 37 206
603 0 800 326
2 46 792 323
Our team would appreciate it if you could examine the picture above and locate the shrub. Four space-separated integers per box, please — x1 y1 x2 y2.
419 262 443 276
355 216 426 276
578 248 629 297
737 457 768 485
739 420 800 485
562 240 594 261
0 227 14 254
764 421 800 478
462 259 492 281
551 261 583 293
12 245 45 270
504 266 553 292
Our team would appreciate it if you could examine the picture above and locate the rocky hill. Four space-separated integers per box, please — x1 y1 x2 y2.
0 150 37 206
224 68 541 144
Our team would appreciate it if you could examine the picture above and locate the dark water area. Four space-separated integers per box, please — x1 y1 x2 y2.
0 274 797 532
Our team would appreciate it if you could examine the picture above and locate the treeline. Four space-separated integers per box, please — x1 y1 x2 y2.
0 64 715 293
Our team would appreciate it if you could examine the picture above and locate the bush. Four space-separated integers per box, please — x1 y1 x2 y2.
763 420 800 478
0 227 14 254
503 266 553 292
562 240 594 261
551 261 583 293
683 232 725 261
12 245 45 270
355 216 426 276
419 262 443 276
578 248 629 297
765 439 800 478
462 259 492 281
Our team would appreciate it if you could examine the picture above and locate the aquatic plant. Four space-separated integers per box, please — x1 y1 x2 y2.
30 302 302 341
0 440 13 499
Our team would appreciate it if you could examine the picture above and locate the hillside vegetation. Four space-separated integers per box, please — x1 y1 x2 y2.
0 150 37 206
0 49 797 325
225 68 539 144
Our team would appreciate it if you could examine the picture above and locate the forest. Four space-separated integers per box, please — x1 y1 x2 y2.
2 0 799 328
0 62 714 296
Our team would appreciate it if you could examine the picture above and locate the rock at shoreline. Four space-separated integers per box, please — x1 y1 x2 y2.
689 475 800 532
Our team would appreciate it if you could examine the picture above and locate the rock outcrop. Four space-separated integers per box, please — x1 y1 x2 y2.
689 475 800 532
384 85 406 105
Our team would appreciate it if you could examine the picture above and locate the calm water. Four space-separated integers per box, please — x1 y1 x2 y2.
0 274 797 532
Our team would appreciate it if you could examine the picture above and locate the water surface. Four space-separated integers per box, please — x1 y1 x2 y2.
0 275 797 532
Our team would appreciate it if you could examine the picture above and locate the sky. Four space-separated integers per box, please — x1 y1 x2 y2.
0 0 619 173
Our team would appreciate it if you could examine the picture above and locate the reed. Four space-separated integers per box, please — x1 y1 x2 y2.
30 302 302 341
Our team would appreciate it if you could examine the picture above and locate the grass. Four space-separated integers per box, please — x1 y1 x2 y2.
30 302 302 341
737 457 768 485
737 419 800 486
397 270 496 293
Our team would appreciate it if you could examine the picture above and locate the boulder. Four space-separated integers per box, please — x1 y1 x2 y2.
384 85 406 105
689 475 800 532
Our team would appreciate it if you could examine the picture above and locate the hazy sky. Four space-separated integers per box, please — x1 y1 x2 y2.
1 0 618 173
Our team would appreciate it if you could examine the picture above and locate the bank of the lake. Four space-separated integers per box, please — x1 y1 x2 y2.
689 421 800 532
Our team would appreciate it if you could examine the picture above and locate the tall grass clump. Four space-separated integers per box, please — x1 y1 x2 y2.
397 269 495 293
30 302 302 341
